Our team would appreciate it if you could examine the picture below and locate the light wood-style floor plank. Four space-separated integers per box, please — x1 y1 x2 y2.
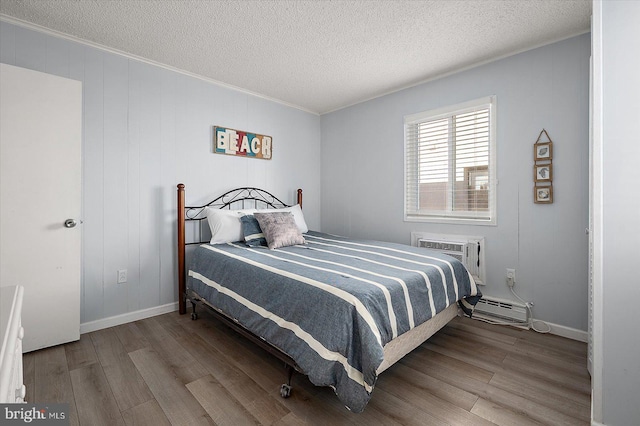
501 353 591 395
22 351 35 403
403 344 495 384
471 397 544 426
444 324 589 375
446 317 520 346
415 349 585 424
90 328 154 412
69 363 126 426
272 411 312 426
33 345 80 426
376 364 492 426
64 333 98 371
489 372 590 422
428 331 509 369
304 383 403 426
121 399 171 426
382 359 480 411
186 375 262 425
128 347 215 425
134 316 206 385
457 317 587 358
24 310 590 425
367 387 444 425
113 321 150 353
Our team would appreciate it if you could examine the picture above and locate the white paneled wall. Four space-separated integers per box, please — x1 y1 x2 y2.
0 21 321 325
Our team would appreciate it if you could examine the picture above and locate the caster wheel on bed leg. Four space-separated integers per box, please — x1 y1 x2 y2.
191 312 198 320
280 384 291 398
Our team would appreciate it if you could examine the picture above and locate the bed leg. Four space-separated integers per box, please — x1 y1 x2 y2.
190 300 198 320
280 364 294 398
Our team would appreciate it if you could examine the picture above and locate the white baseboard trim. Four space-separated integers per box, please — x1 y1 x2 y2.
591 420 604 426
80 302 179 334
534 318 588 342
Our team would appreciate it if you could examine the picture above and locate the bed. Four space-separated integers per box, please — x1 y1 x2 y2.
177 184 481 412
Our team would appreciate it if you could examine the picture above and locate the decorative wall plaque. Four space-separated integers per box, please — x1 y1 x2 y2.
213 126 272 160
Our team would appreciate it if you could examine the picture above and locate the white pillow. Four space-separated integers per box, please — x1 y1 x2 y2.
205 207 256 244
255 204 308 233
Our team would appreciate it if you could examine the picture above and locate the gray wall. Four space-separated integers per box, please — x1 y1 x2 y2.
321 34 590 331
0 21 321 324
600 1 640 424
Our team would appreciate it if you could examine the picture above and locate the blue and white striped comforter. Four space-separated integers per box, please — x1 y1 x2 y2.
187 231 481 412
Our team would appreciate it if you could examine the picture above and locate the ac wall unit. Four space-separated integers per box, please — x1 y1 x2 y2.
410 232 485 285
474 296 529 324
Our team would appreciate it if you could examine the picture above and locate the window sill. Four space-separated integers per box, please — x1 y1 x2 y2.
404 215 497 226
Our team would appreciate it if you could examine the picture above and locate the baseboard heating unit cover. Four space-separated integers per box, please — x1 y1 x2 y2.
473 296 529 324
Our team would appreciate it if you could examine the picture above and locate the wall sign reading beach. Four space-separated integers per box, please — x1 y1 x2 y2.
213 126 272 160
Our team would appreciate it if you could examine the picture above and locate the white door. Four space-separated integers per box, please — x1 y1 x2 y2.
0 63 82 352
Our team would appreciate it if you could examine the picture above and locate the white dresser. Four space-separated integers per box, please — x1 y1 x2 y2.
0 285 26 403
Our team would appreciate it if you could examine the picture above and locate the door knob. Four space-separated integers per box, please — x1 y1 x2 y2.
64 219 77 228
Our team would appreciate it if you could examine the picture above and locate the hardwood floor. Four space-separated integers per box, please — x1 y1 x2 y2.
23 310 591 425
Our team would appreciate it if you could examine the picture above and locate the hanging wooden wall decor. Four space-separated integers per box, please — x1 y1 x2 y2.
533 129 553 204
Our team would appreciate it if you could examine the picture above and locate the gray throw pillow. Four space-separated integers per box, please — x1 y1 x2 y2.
253 212 305 249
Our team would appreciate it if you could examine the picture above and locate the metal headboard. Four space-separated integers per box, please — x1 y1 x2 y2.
176 184 303 314
183 187 297 245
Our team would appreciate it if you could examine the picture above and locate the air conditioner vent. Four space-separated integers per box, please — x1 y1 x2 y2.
418 240 465 252
411 232 485 286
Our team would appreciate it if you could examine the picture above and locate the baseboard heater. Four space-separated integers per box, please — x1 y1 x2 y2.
473 296 529 324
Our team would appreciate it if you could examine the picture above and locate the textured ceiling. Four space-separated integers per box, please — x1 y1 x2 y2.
0 1 591 114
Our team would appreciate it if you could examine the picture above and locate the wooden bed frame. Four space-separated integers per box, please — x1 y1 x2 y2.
176 183 459 400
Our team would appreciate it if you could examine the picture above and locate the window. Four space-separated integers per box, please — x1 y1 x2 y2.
404 96 496 225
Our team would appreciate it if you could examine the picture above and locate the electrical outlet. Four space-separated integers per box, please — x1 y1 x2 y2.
117 269 127 284
506 268 516 287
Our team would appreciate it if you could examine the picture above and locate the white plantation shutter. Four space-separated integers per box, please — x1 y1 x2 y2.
404 96 496 224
